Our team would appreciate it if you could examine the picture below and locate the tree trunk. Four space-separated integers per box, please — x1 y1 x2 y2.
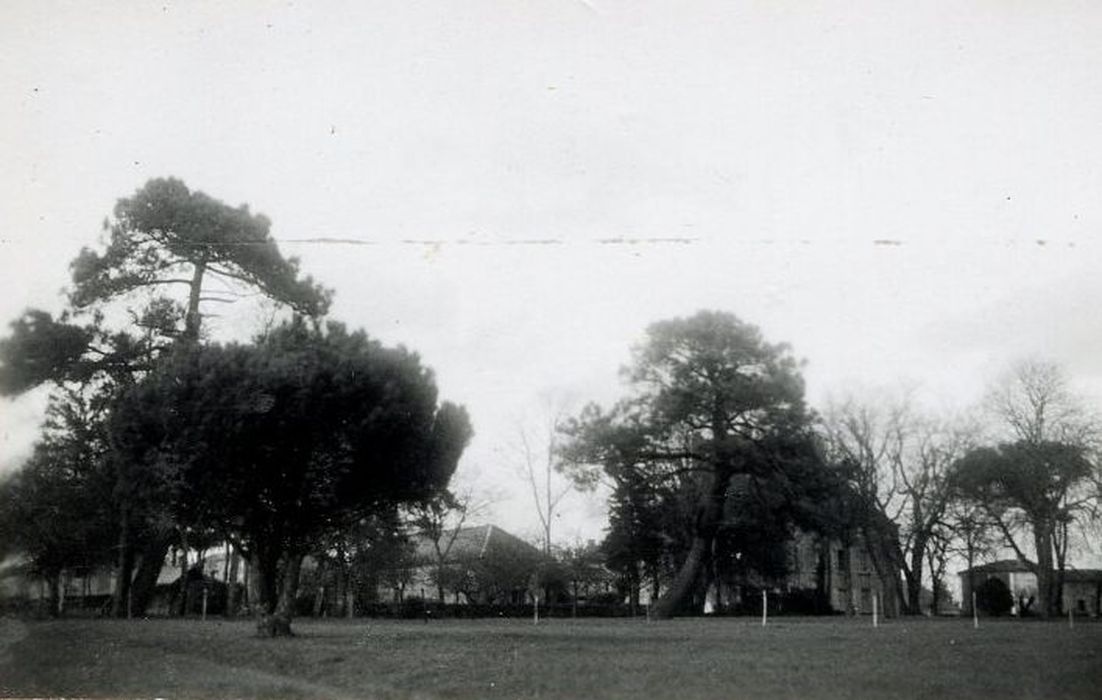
1054 518 1069 616
651 533 712 618
246 555 265 615
627 566 638 617
863 530 902 618
1034 524 1055 618
221 542 231 585
334 562 346 618
816 537 832 614
652 407 737 620
111 507 135 618
130 532 172 617
313 586 326 618
906 535 926 615
225 548 240 617
840 543 855 615
257 553 303 637
46 572 61 618
312 559 328 617
183 258 207 342
59 570 68 616
176 532 190 617
965 545 976 616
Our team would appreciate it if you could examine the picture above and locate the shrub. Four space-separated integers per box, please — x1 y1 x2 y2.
975 577 1013 616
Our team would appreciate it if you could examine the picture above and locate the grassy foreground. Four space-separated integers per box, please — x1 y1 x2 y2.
1 615 1100 699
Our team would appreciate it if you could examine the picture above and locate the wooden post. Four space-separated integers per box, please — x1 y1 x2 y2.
202 586 208 621
972 592 978 629
872 592 879 628
761 589 767 627
534 594 540 625
1069 605 1074 629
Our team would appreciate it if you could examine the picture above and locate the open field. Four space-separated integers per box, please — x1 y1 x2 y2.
1 615 1100 699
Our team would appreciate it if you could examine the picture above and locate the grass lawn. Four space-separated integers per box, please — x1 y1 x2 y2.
1 615 1100 699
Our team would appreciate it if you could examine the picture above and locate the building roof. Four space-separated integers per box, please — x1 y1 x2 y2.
959 559 1102 582
960 559 1036 574
1063 569 1102 583
412 524 543 564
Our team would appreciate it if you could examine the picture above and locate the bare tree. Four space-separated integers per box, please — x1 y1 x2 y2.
942 497 998 614
895 416 977 614
923 522 953 615
514 399 576 556
409 483 496 604
955 359 1101 617
986 359 1098 448
823 394 973 615
992 359 1100 601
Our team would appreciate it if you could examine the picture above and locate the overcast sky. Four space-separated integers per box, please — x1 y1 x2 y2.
3 1 1102 550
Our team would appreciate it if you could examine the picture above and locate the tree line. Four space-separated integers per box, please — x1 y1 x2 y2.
556 316 1101 620
1 179 1099 634
0 179 472 635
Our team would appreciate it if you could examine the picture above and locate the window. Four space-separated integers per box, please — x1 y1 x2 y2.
837 549 848 571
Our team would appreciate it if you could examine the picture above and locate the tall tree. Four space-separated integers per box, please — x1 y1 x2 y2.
71 177 330 342
955 359 1101 617
0 178 331 617
561 403 664 611
409 487 493 604
822 398 970 614
110 319 472 635
562 311 811 618
952 441 1095 617
941 495 997 615
514 401 576 557
556 540 609 616
0 388 117 615
986 360 1096 449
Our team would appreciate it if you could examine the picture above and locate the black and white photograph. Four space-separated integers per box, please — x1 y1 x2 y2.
1 2 1101 698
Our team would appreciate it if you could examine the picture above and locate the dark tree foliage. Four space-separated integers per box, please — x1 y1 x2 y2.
110 319 472 635
0 308 168 402
300 509 414 617
562 311 815 618
71 177 330 339
570 407 842 616
563 405 672 610
0 388 117 615
0 312 94 395
952 440 1096 617
974 577 1014 617
0 178 333 618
